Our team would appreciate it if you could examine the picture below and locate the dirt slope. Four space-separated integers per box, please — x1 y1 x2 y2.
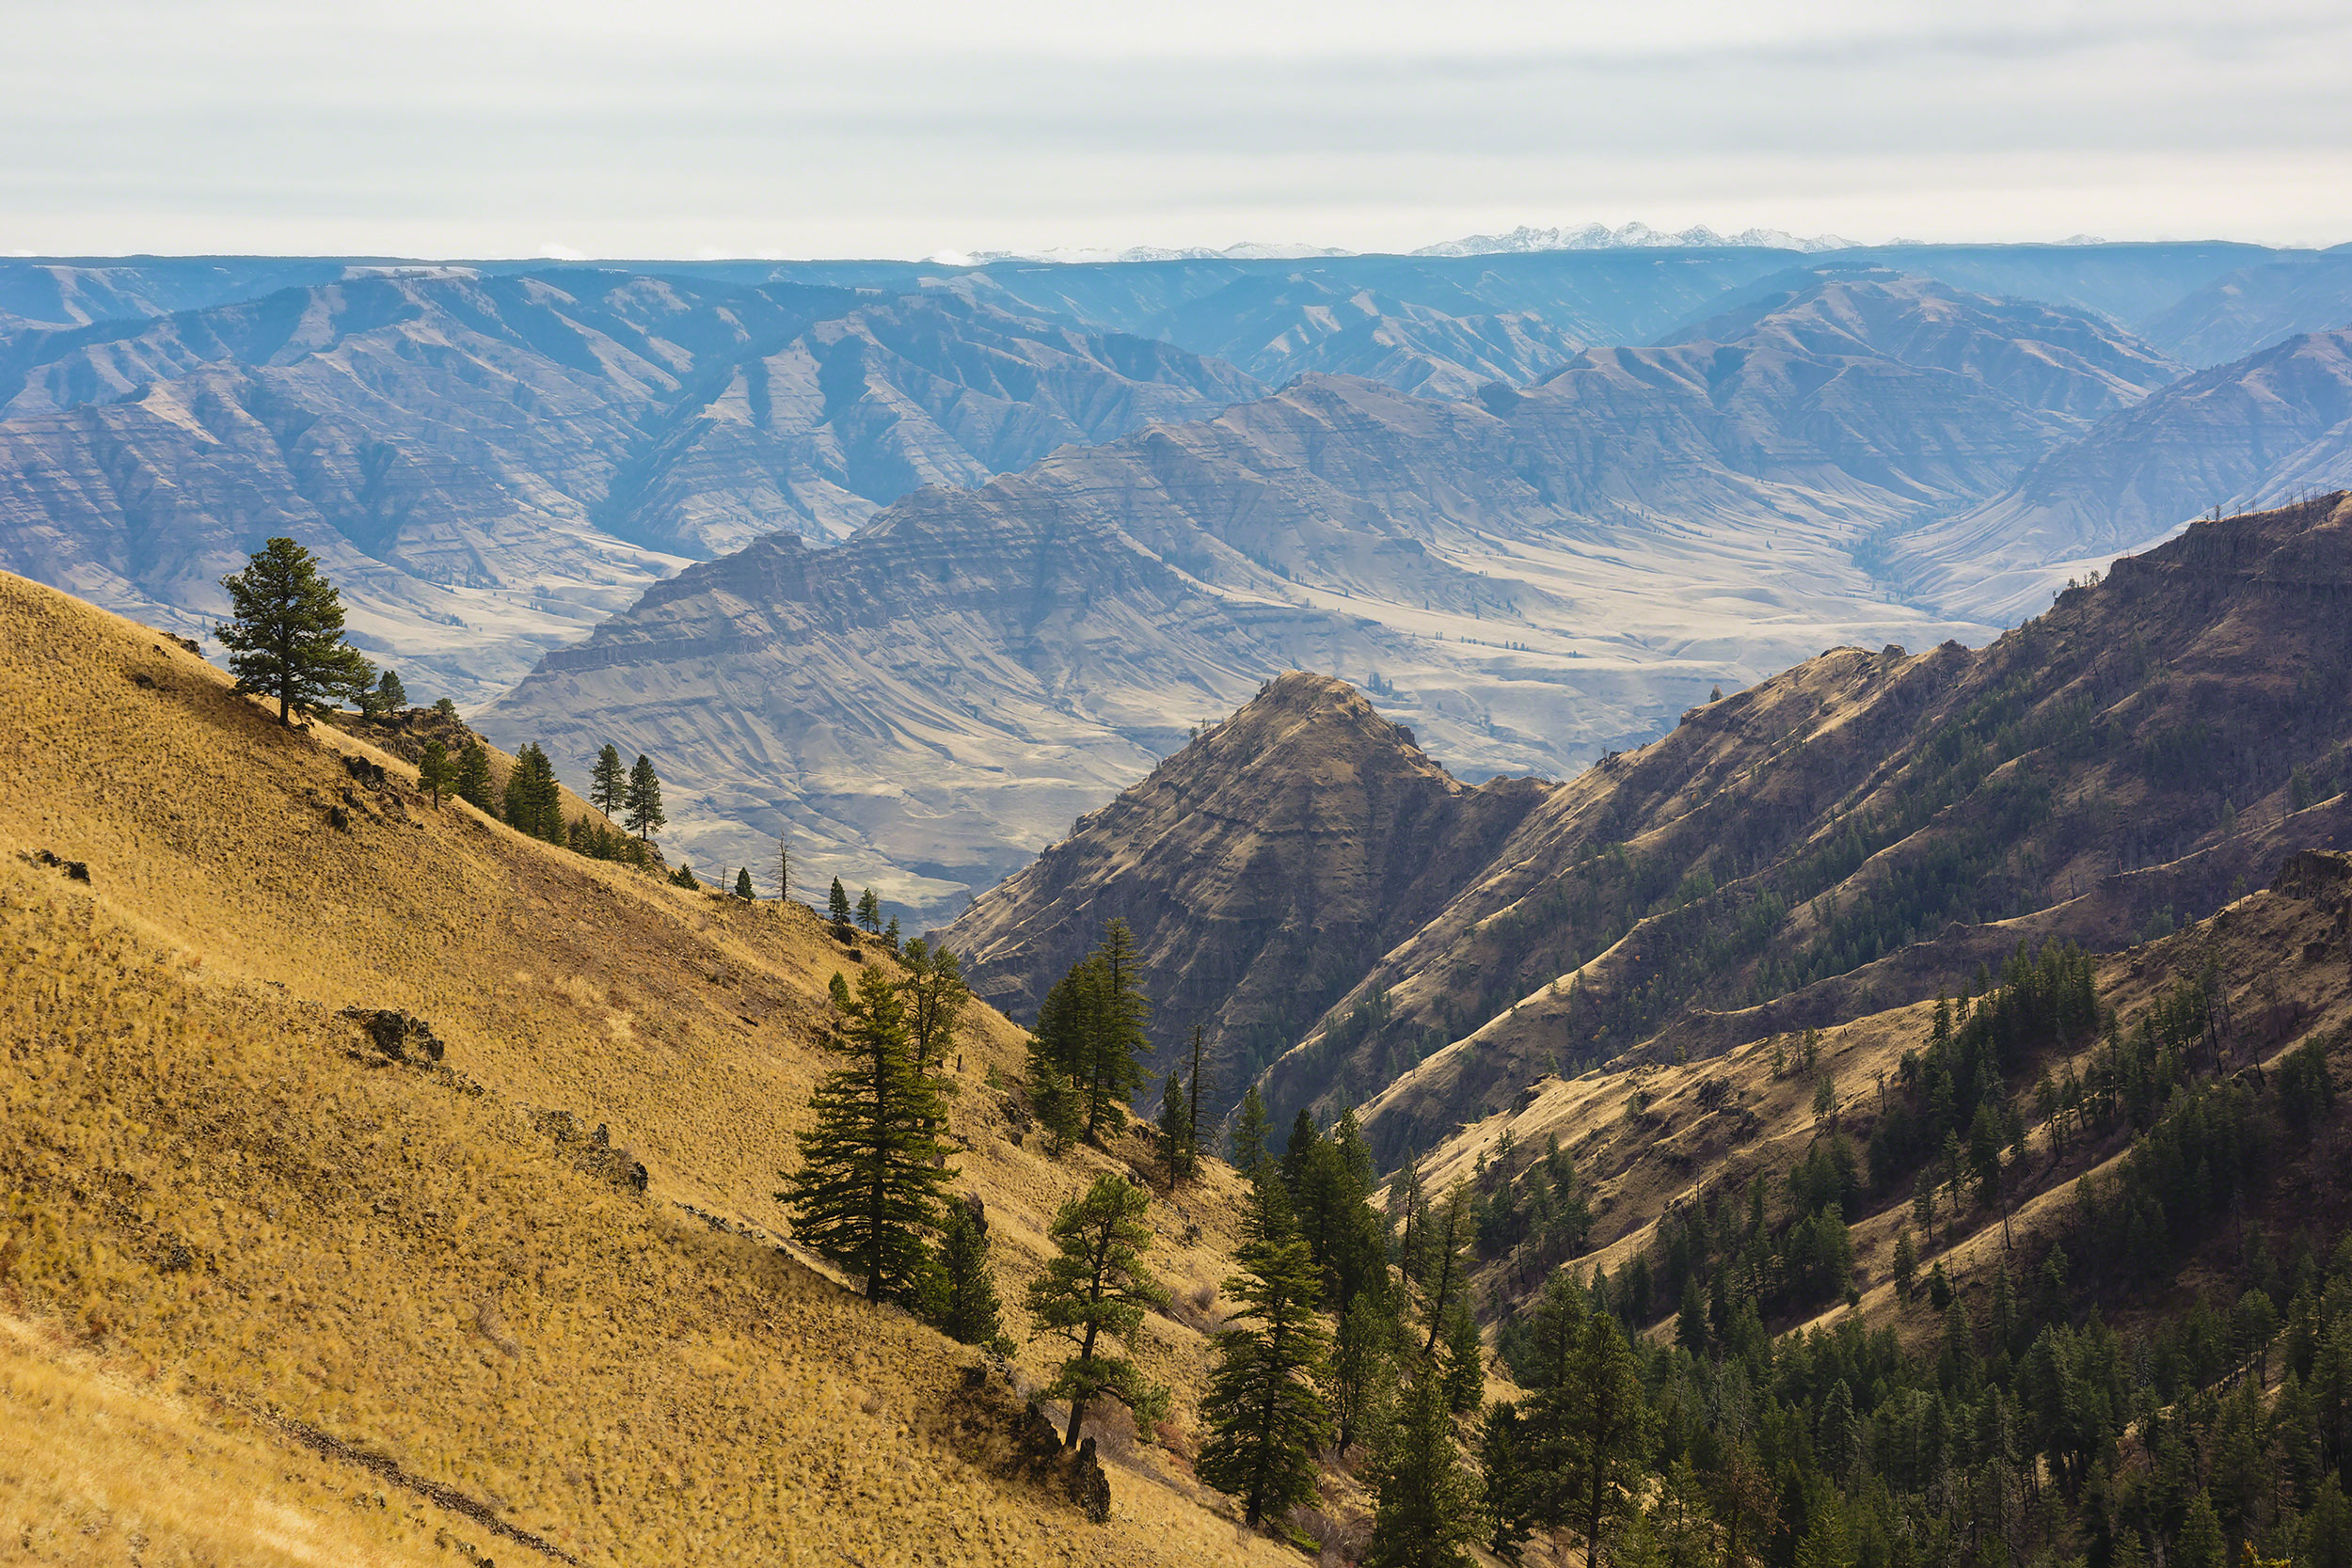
0 570 1290 1566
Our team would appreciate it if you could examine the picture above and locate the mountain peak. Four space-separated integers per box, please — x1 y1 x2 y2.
943 671 1550 1085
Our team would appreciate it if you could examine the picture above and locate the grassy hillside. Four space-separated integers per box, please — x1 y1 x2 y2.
0 571 1295 1565
1406 850 2352 1351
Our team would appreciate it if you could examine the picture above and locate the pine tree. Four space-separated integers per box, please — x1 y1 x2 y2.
898 939 968 1070
1366 1370 1478 1568
418 738 453 806
1185 1026 1209 1176
1555 1311 1651 1568
1229 1085 1272 1176
777 966 954 1304
855 887 882 934
1417 1180 1474 1356
1025 1014 1086 1154
215 537 374 726
589 743 625 818
1441 1303 1486 1416
1478 1402 1537 1560
2177 1489 2225 1568
932 1195 1008 1353
882 915 899 953
623 753 665 840
1081 920 1151 1141
453 741 494 810
1025 1175 1170 1449
671 862 699 889
376 669 406 713
1326 1291 1398 1454
503 743 563 840
1198 1225 1332 1526
828 878 853 937
734 866 755 899
1158 1070 1193 1188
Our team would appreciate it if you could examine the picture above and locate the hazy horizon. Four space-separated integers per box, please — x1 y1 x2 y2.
6 0 2350 260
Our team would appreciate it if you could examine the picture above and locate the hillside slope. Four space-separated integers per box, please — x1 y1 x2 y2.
0 571 1294 1566
488 276 2182 920
931 495 2352 1170
946 673 1550 1088
0 276 1259 700
1892 328 2352 622
1409 849 2352 1338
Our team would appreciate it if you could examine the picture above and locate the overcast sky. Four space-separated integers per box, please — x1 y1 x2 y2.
6 0 2348 259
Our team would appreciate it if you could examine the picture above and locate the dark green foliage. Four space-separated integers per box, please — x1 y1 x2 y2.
734 867 755 899
1232 1085 1272 1175
898 939 967 1070
1157 1069 1192 1187
417 738 453 806
1198 1225 1331 1526
855 887 882 933
1325 1291 1397 1454
1440 1304 1485 1416
1366 1370 1478 1568
777 966 954 1305
671 862 699 890
1027 923 1152 1144
1025 1174 1170 1449
363 669 405 716
453 741 494 811
502 742 564 841
2280 1033 2338 1133
589 743 625 818
828 878 852 936
1476 1402 1536 1560
433 697 459 720
1473 1132 1592 1268
931 1196 1009 1353
215 537 375 726
623 753 665 840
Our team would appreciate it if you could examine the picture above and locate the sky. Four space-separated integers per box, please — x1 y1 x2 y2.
6 0 2349 259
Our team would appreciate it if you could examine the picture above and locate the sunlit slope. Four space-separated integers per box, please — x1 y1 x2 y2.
0 571 1288 1566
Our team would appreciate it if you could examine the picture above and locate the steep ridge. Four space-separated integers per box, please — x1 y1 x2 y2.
0 275 1258 699
1408 848 2352 1336
946 673 1551 1087
485 277 2183 919
0 570 1296 1565
1273 494 2352 1162
926 496 2352 1169
1895 329 2352 622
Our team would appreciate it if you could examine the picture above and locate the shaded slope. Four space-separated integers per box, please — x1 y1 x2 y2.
2137 249 2352 367
945 672 1551 1089
1264 494 2352 1162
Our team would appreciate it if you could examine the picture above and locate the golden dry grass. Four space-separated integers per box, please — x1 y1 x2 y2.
0 570 1296 1565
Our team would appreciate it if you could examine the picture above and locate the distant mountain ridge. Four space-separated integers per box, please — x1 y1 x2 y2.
0 273 1259 699
1414 221 1860 257
481 275 2190 920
